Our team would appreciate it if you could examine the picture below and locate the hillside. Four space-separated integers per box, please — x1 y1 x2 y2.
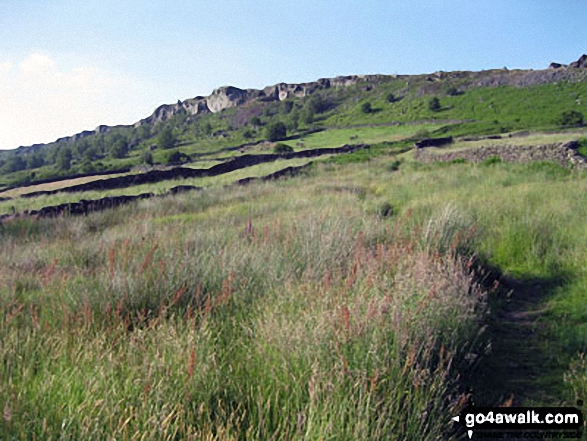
2 55 587 439
2 55 587 189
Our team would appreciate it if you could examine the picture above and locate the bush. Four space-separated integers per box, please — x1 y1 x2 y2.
56 147 73 171
361 102 373 114
166 150 189 165
280 100 294 114
429 97 441 112
156 127 177 149
388 160 401 172
386 93 397 103
481 155 502 166
557 110 584 127
378 201 395 218
249 116 261 127
273 143 294 154
143 151 154 165
265 122 287 142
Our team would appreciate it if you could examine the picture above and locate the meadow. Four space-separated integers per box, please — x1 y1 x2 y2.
2 149 587 439
0 157 318 216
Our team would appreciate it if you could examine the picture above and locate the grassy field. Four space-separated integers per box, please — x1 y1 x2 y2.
0 157 318 215
0 172 136 198
2 147 587 438
447 130 587 151
278 124 444 150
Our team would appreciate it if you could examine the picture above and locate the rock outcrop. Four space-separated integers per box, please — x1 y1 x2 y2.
569 54 587 68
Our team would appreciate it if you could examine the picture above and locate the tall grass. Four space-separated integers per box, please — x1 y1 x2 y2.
0 178 486 439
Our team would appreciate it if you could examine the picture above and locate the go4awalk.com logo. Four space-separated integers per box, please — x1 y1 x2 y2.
451 406 583 439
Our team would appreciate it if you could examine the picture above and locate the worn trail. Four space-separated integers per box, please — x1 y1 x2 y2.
471 276 566 407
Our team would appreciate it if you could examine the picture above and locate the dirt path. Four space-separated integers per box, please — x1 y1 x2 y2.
470 276 567 407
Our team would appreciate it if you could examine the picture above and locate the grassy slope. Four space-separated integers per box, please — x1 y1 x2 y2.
2 152 587 437
2 68 587 187
0 157 318 215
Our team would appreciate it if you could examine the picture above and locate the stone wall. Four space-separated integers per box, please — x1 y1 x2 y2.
414 141 587 169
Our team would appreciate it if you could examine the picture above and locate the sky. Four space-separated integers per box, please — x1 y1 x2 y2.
0 0 586 150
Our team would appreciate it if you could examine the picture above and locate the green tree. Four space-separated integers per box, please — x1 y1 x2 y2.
288 108 300 131
26 153 45 169
4 155 26 173
108 136 129 158
156 127 177 149
307 94 329 114
361 102 373 114
79 158 96 173
557 110 584 127
56 147 73 171
143 150 154 165
273 143 294 154
429 97 441 112
249 116 262 127
280 100 294 114
301 107 315 125
265 121 287 142
166 150 189 165
386 92 397 103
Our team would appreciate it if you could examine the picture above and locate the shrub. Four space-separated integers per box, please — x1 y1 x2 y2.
429 97 441 112
361 102 373 114
273 143 294 154
446 87 460 96
577 138 587 157
481 155 502 166
143 151 154 165
386 93 397 103
280 100 294 114
56 147 73 171
557 110 584 127
388 160 401 171
378 201 395 218
265 122 287 142
156 127 177 149
166 150 189 165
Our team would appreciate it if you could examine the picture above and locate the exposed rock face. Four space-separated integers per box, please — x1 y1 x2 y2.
206 86 250 113
549 62 565 69
569 54 587 68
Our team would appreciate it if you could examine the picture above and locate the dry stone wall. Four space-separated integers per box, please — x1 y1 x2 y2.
414 141 587 169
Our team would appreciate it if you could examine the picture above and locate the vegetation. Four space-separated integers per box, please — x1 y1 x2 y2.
156 126 178 150
557 110 584 127
361 102 373 114
428 97 441 112
265 121 287 142
3 62 587 438
273 143 294 154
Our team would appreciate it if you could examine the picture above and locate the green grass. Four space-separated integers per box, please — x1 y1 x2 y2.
0 172 485 439
0 157 318 215
3 150 587 437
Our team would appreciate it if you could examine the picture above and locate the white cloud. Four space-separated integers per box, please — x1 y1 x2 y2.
0 53 157 149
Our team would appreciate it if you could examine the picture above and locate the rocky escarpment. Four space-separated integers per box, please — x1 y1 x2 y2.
414 141 587 168
137 75 381 125
550 54 587 69
12 55 587 150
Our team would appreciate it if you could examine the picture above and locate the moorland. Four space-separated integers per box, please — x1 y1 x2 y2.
2 56 587 439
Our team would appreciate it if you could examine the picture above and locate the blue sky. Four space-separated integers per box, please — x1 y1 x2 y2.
0 0 586 149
